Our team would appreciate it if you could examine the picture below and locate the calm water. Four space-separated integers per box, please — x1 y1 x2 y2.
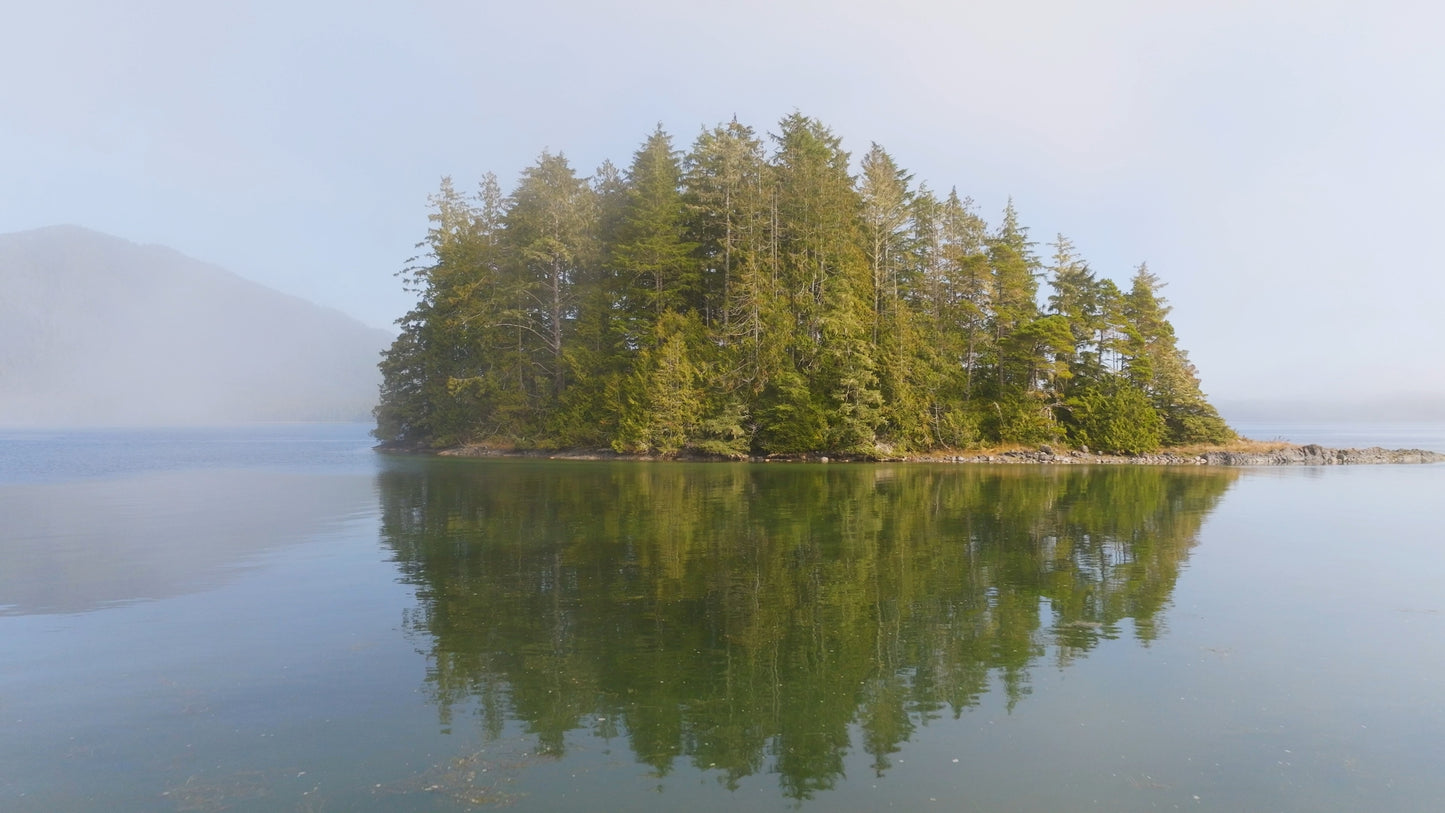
1230 421 1445 454
2 424 1443 811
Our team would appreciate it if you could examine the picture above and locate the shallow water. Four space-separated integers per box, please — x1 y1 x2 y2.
2 424 1442 811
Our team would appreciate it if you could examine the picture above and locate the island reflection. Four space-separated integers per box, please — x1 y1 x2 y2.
377 460 1236 798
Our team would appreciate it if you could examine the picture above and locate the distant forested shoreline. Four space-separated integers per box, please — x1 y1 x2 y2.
375 114 1232 458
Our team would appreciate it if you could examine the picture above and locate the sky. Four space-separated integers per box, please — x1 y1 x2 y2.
3 0 1442 411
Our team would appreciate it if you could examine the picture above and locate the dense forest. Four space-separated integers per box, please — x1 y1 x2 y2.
375 114 1232 456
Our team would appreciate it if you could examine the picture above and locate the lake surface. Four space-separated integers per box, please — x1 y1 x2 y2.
2 424 1443 811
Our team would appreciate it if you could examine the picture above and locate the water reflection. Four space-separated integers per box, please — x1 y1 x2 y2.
378 460 1236 799
0 469 373 615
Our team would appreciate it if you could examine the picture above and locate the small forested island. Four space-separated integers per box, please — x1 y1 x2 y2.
374 113 1246 459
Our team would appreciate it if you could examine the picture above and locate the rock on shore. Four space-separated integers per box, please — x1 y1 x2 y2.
907 443 1445 466
423 441 1445 466
1193 444 1445 465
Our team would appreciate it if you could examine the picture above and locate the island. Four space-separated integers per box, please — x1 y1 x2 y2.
374 114 1438 465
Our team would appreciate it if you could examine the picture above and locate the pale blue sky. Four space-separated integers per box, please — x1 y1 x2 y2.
3 0 1441 407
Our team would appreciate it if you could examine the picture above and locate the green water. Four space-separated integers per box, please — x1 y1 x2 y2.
3 426 1444 811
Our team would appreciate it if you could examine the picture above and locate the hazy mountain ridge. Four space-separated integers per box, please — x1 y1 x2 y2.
0 225 391 425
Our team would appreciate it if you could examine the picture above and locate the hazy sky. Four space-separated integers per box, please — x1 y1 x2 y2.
3 0 1441 406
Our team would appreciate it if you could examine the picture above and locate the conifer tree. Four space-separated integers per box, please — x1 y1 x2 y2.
932 189 992 405
986 199 1041 393
860 145 929 449
375 176 509 447
1121 264 1233 445
551 160 629 445
1045 234 1127 390
612 127 699 340
763 114 881 454
985 199 1049 442
859 144 914 342
1065 378 1165 454
682 118 773 450
501 152 596 412
614 311 706 454
683 119 770 333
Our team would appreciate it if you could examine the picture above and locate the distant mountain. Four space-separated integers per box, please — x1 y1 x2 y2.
0 225 391 425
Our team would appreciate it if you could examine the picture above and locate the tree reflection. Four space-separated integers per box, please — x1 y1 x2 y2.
378 460 1236 798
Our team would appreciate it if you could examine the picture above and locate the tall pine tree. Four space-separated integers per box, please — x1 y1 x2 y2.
1121 264 1233 445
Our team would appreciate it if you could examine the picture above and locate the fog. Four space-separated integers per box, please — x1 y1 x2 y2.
0 226 389 426
1219 396 1445 425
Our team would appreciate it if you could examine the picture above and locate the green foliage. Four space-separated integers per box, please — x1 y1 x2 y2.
1119 265 1235 446
1064 381 1165 454
1010 314 1075 394
933 404 983 449
375 116 1233 454
682 118 770 339
987 396 1058 446
691 396 751 459
373 325 429 446
612 127 699 341
613 312 705 455
755 369 829 454
373 175 513 448
1170 409 1235 446
504 152 596 402
981 199 1045 403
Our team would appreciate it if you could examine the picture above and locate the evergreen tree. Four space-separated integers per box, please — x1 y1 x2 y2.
1044 234 1094 379
986 198 1041 394
1064 378 1165 454
682 119 773 449
587 128 710 446
939 189 993 402
612 126 699 341
374 321 430 445
1121 265 1232 445
683 118 770 341
501 152 596 412
763 114 881 454
551 160 630 445
860 145 929 449
614 311 706 455
859 144 914 342
1044 234 1129 398
984 199 1047 442
375 175 509 447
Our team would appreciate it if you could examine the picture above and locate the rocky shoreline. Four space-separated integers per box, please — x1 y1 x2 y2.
903 443 1445 466
427 442 1445 466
